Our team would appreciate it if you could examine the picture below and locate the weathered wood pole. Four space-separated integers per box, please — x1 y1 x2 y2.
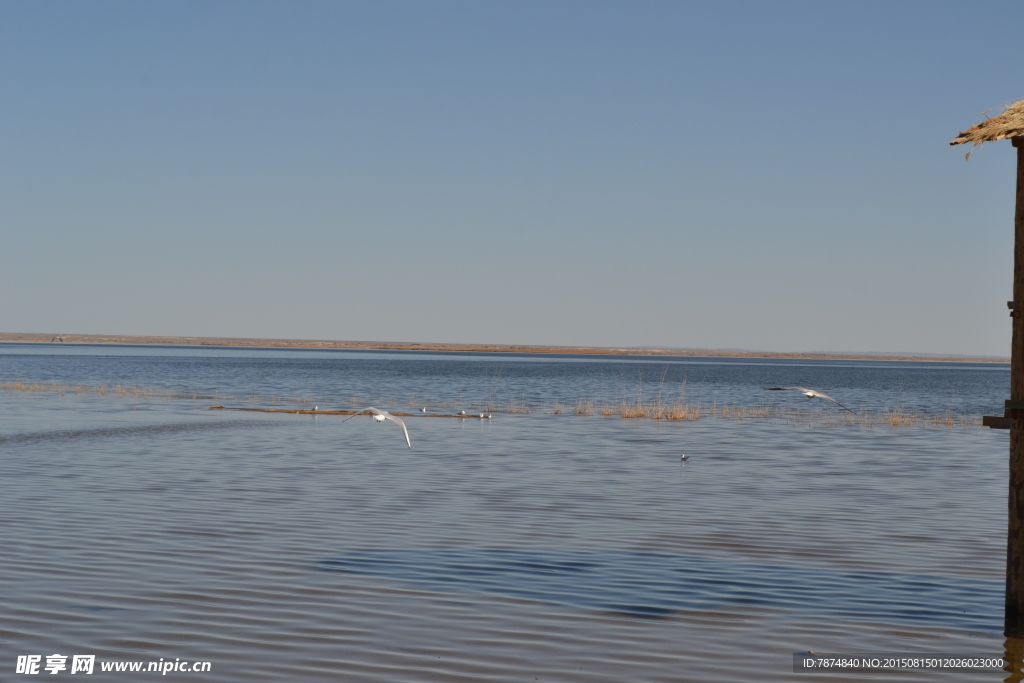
1008 136 1024 636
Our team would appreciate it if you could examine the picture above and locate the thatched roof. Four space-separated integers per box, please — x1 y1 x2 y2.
951 99 1024 148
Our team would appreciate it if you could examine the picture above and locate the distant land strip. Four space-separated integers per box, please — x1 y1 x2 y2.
0 332 1007 363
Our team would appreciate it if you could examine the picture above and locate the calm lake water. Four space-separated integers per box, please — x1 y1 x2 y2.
0 343 1018 681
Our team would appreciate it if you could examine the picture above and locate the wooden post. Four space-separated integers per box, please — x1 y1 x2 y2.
1008 136 1024 636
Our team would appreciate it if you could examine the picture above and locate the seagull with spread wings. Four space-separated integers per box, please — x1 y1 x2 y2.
342 407 411 448
764 387 854 413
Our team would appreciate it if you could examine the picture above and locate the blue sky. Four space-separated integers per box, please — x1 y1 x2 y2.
1 0 1021 355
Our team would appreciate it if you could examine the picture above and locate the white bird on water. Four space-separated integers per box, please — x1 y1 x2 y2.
343 407 411 448
764 387 853 413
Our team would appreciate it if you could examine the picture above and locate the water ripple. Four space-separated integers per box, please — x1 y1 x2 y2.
319 549 1001 629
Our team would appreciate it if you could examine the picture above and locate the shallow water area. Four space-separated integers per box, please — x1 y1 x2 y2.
0 344 1016 680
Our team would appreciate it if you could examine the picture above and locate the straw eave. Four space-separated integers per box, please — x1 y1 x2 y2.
951 99 1024 146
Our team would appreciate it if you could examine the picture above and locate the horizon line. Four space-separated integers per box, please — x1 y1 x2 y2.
0 332 1008 364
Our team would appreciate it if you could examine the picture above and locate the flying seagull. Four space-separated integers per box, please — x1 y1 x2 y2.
343 407 411 448
765 387 853 413
51 336 63 343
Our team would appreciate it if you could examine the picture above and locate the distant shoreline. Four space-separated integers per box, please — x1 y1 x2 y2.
0 332 1007 364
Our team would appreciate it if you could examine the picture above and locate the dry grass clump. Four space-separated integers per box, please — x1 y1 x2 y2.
663 403 701 420
587 369 704 420
533 393 982 430
883 407 919 427
506 399 531 414
598 400 704 420
1 381 69 393
775 406 981 430
619 401 647 419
